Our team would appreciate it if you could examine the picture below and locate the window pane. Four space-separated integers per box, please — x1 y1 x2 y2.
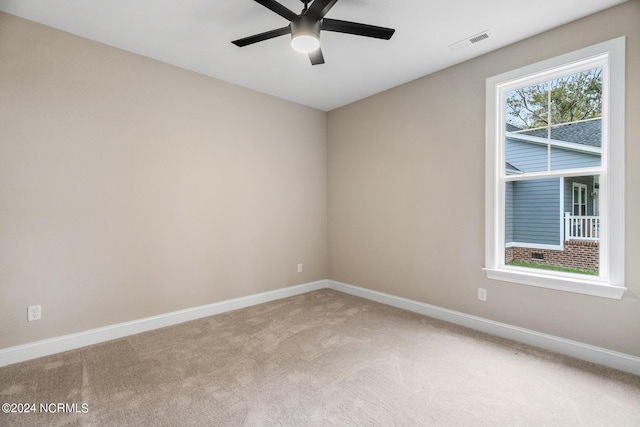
505 131 548 173
550 119 602 170
505 178 561 247
505 82 549 129
550 68 602 126
504 175 600 275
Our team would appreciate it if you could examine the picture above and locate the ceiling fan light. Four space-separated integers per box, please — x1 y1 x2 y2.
291 34 320 53
290 16 321 53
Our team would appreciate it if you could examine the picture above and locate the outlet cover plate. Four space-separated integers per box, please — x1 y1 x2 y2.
28 305 41 321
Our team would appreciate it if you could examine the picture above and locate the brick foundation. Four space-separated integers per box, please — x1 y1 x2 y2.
506 241 599 273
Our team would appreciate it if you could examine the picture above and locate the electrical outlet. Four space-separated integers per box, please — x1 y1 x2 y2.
297 263 303 273
478 288 487 302
28 305 41 321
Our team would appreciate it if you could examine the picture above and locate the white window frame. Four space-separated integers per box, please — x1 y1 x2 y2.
484 37 625 300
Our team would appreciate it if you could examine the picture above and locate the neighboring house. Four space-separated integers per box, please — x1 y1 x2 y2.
504 119 601 272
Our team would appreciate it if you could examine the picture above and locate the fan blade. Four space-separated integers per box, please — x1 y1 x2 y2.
309 48 325 65
305 0 339 20
254 0 298 21
232 26 291 47
322 19 395 39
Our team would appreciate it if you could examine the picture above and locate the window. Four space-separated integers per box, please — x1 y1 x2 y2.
485 37 625 299
572 183 587 216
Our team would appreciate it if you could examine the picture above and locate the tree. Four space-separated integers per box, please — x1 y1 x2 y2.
506 68 602 129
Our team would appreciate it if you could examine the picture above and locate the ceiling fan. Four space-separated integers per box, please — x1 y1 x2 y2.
231 0 395 65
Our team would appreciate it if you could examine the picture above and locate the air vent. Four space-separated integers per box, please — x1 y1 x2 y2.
448 30 490 51
469 33 489 44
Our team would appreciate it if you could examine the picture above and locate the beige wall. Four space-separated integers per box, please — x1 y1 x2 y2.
0 13 327 348
328 1 640 357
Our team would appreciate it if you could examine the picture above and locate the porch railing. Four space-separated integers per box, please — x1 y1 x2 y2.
564 212 599 242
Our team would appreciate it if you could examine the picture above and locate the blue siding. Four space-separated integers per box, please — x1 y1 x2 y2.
506 139 548 173
506 178 561 245
551 147 601 170
506 138 600 173
505 182 513 242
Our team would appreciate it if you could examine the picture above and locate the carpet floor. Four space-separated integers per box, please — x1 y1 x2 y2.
1 289 639 426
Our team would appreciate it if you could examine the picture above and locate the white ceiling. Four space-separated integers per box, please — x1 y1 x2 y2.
0 0 627 111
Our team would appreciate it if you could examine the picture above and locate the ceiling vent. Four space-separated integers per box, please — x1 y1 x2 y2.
448 30 490 51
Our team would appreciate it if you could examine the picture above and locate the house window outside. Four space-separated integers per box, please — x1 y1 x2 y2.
573 183 587 216
485 37 625 299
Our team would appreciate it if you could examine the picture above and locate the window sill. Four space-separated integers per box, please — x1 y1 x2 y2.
483 268 626 300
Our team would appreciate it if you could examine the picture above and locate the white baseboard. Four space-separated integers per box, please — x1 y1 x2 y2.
3 279 639 377
327 280 640 377
0 280 327 368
